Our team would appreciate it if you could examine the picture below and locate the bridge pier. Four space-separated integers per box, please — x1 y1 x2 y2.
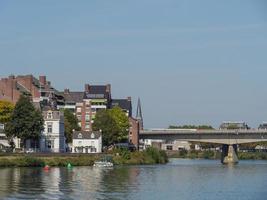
221 144 238 164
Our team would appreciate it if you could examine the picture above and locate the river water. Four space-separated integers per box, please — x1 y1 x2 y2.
0 159 266 200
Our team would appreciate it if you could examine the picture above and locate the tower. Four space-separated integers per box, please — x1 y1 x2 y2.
136 98 143 130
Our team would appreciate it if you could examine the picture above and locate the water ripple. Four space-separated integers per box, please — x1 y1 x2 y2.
0 160 267 200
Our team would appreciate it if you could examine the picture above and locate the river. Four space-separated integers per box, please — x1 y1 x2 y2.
0 159 266 200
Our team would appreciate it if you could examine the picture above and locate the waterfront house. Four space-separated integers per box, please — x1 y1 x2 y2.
72 131 102 153
0 124 9 151
39 108 66 152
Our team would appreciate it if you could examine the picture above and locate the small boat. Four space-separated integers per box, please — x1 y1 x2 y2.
93 161 113 167
93 156 113 167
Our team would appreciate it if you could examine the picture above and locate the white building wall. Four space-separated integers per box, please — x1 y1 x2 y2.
72 138 102 153
40 116 66 153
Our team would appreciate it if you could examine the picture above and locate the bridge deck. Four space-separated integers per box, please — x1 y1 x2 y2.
139 130 267 144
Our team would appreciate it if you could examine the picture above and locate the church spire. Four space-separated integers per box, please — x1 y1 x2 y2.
136 98 143 130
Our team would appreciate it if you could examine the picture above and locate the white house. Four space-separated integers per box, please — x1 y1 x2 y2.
72 131 102 153
39 109 66 152
0 124 9 151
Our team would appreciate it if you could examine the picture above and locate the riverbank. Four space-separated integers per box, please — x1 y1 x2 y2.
0 147 168 167
167 150 267 160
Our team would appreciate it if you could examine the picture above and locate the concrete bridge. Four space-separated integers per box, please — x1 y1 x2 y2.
139 129 267 164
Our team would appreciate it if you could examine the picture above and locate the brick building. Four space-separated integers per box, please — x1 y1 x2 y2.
129 117 139 149
60 84 140 148
0 74 140 150
0 75 64 107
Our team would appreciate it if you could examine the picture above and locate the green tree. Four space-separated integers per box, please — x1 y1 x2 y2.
0 100 14 124
93 107 129 147
109 106 129 142
64 109 80 143
5 95 44 148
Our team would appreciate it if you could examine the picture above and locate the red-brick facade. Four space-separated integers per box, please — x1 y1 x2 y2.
0 75 51 104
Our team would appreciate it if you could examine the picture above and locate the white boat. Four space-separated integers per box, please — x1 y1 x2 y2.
94 156 113 167
93 161 113 167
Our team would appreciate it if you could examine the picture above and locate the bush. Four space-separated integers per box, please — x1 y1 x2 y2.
179 149 188 158
145 147 168 164
113 148 131 160
202 151 214 159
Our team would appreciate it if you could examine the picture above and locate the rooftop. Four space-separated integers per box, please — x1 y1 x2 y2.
73 131 101 139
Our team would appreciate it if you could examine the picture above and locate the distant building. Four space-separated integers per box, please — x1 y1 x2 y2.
0 75 64 106
60 84 133 133
40 109 66 153
111 97 132 117
219 121 249 130
59 84 112 131
82 84 111 131
259 122 267 130
57 89 84 112
72 131 102 153
161 140 191 151
0 124 9 151
129 117 139 149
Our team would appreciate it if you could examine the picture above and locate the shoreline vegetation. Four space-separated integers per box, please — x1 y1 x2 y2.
0 147 168 167
1 149 267 168
167 150 267 160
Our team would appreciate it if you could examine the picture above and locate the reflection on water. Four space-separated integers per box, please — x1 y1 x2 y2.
0 159 267 200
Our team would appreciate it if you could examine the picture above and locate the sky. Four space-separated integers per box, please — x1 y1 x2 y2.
1 0 267 129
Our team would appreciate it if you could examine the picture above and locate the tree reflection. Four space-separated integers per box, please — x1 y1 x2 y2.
99 166 141 200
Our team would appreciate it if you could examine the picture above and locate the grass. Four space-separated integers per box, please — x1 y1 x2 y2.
0 154 99 167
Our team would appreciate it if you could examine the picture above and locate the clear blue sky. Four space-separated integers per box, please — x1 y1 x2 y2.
1 0 267 128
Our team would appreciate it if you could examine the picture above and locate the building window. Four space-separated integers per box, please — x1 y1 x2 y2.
47 123 53 133
47 112 53 119
47 140 54 149
85 115 90 121
91 147 96 153
166 145 173 150
91 141 95 146
78 141 82 145
77 107 82 113
77 115 81 121
0 124 4 130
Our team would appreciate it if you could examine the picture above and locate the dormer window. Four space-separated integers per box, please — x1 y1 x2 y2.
91 133 95 139
47 112 53 119
78 133 83 139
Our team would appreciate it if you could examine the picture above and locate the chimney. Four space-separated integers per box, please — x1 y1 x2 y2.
39 76 46 86
85 84 90 92
64 88 70 94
